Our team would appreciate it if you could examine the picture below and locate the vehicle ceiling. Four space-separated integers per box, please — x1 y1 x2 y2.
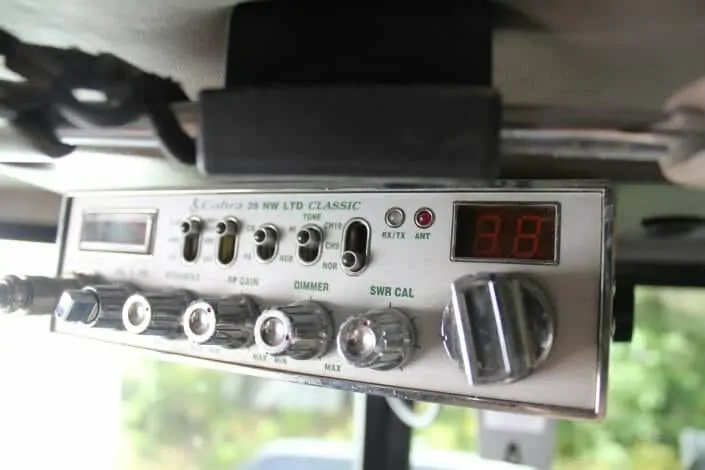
1 0 704 109
1 0 705 231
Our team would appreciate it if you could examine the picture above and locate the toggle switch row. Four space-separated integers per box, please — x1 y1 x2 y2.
181 216 370 275
182 217 326 266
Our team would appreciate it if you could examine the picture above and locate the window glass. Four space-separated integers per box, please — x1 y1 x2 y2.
556 287 705 470
121 360 356 470
412 287 705 470
413 405 477 453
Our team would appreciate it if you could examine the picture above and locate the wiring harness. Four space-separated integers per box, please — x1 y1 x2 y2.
0 28 195 165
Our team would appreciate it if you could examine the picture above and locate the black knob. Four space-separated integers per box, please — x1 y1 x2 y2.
253 229 266 244
215 221 227 235
183 296 259 348
55 284 135 328
122 291 193 336
254 302 333 360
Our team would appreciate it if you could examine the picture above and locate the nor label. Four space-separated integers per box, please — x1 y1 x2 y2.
369 285 415 298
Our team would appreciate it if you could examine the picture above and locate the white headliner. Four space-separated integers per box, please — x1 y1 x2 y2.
2 0 705 223
2 0 705 107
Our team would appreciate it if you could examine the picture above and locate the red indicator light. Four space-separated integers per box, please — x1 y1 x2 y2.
414 208 435 229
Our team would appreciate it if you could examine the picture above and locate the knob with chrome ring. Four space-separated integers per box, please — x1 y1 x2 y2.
183 296 260 348
122 290 194 336
254 302 333 360
337 308 416 370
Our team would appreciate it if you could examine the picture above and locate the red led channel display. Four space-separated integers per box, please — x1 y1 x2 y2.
452 203 558 262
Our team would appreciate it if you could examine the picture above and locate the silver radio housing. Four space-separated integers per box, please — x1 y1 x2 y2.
52 183 614 420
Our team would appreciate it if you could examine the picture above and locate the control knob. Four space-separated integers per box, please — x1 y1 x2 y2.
337 308 416 370
122 291 194 336
54 284 136 328
441 273 556 385
183 296 260 348
0 275 85 315
254 302 333 360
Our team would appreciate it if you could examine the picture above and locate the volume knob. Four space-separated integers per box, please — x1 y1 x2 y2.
254 302 333 360
122 291 194 336
54 284 135 328
0 275 82 315
441 273 556 385
337 308 416 370
183 296 260 348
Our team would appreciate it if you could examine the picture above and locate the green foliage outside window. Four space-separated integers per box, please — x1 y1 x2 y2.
553 288 705 470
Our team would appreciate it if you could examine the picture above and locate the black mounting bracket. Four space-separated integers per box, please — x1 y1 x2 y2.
198 1 499 179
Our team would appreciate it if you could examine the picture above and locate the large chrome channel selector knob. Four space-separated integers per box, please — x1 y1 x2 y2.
441 274 556 385
183 296 260 348
122 291 194 336
254 302 333 360
337 308 416 370
54 284 135 328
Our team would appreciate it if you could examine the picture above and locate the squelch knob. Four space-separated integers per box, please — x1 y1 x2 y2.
122 291 194 336
54 284 136 328
441 273 556 385
183 296 260 348
337 308 416 370
254 302 333 360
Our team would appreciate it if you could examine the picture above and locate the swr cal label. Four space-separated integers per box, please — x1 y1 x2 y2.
369 285 415 298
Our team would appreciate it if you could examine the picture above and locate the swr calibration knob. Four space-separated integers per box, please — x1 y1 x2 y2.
183 296 260 348
254 302 333 360
122 291 194 336
441 273 556 385
54 284 135 328
337 308 416 370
